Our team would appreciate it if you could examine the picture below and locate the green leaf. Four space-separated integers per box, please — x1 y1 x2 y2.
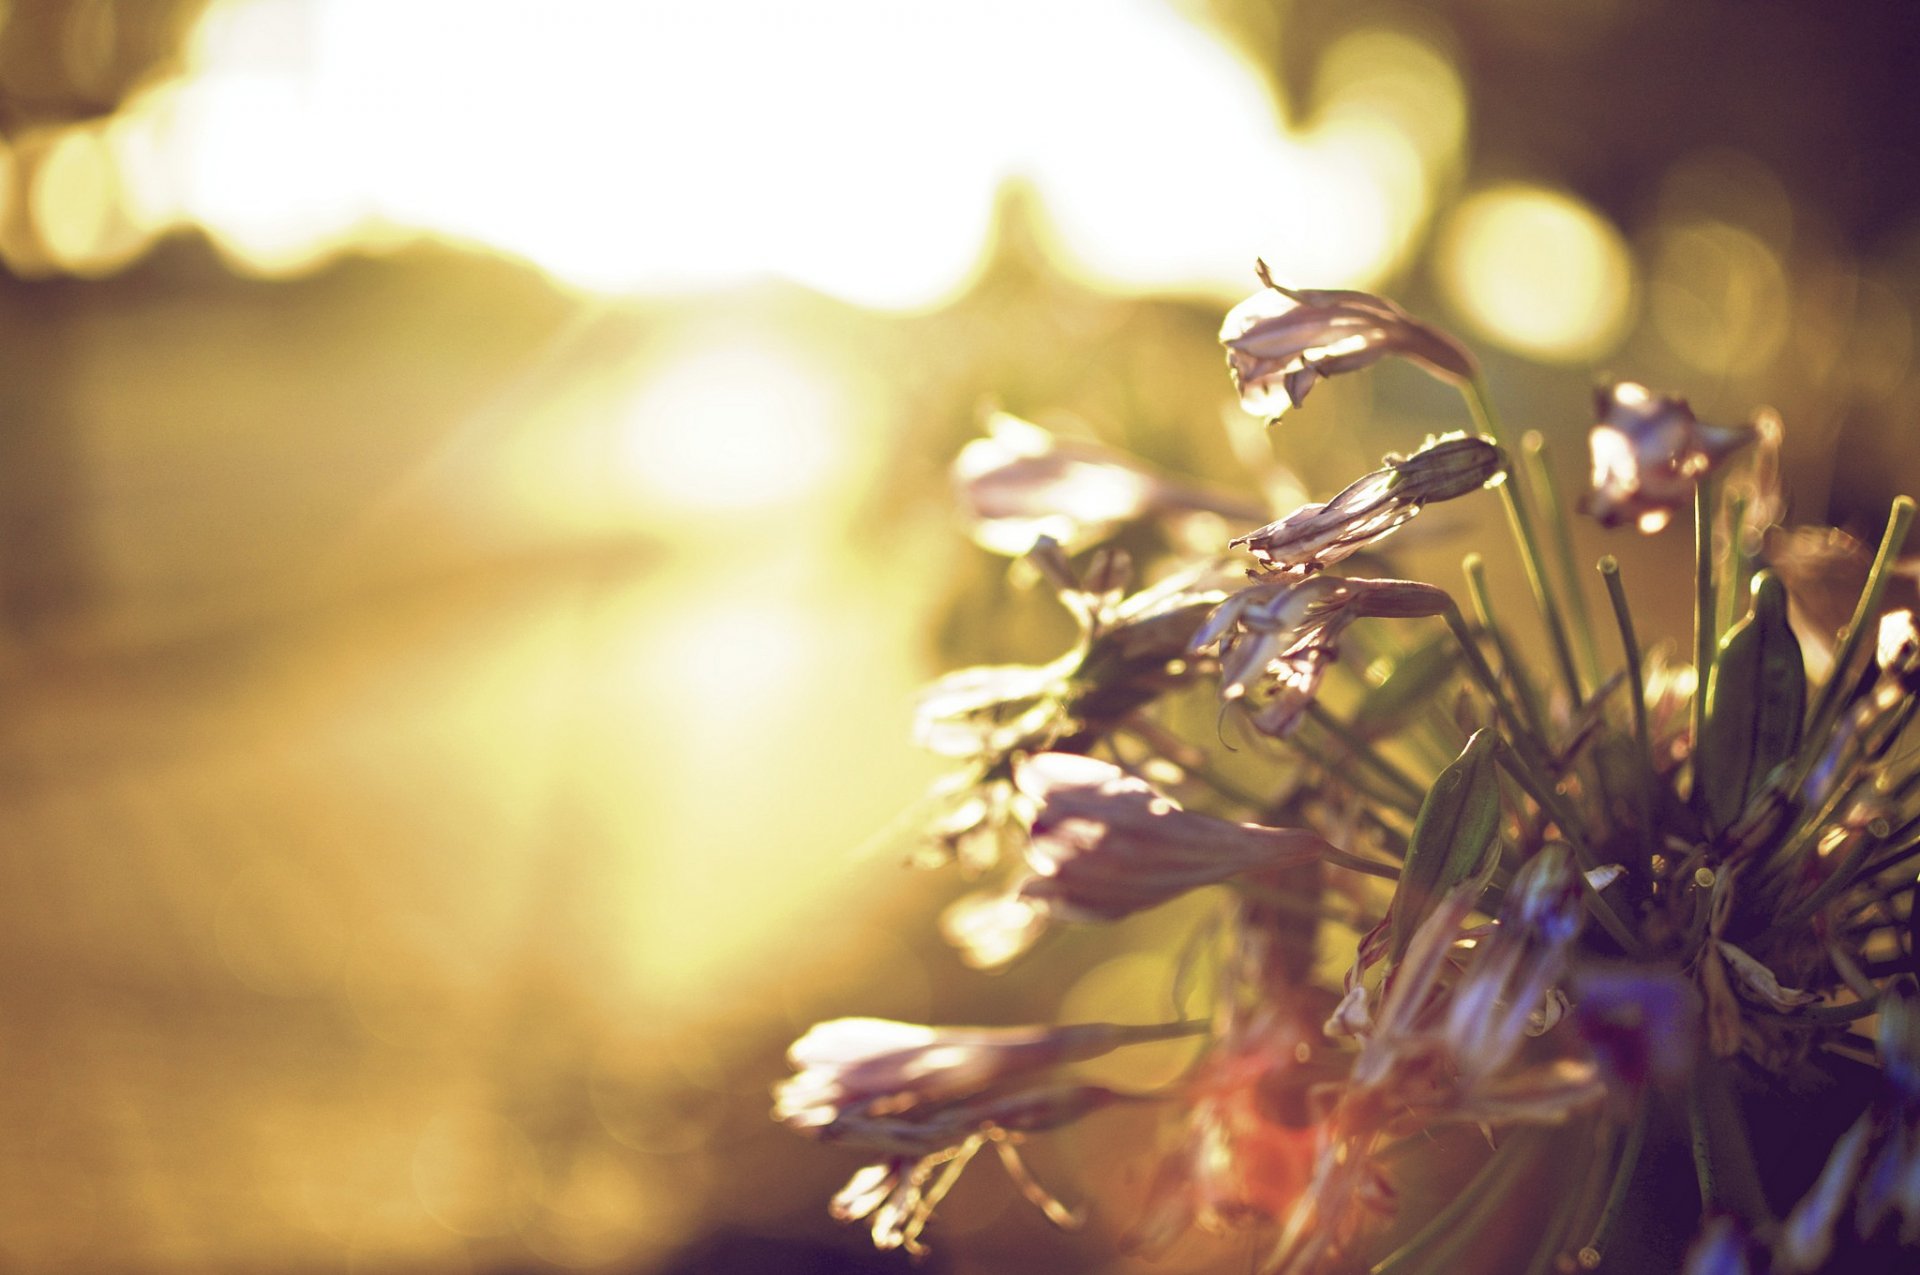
1700 571 1805 834
1388 728 1503 962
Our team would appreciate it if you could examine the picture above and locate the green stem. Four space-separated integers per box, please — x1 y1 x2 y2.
1371 1130 1543 1275
1691 474 1716 812
1303 700 1429 801
1490 740 1642 953
1803 496 1916 750
1441 599 1546 759
1687 1060 1773 1227
1600 556 1657 882
1465 377 1585 709
1582 1101 1651 1268
1464 553 1551 749
1523 430 1603 689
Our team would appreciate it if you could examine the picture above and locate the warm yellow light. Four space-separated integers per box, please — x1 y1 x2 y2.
613 337 851 519
114 0 1463 301
1437 183 1637 361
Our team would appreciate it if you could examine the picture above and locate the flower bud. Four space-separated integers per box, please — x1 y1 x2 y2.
1699 570 1805 833
1389 729 1503 963
1232 434 1504 572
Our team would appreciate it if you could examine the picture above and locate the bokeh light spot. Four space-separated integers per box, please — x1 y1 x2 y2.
1436 183 1635 361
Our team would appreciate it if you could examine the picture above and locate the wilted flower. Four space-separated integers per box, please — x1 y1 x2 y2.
943 752 1341 969
776 1016 1194 1253
954 412 1264 554
1220 269 1477 418
1585 381 1755 533
1232 433 1505 572
1191 574 1450 735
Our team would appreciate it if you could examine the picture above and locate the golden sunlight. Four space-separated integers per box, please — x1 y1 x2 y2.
613 336 855 521
103 0 1466 304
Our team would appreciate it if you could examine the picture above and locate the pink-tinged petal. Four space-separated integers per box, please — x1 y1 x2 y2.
1219 281 1476 419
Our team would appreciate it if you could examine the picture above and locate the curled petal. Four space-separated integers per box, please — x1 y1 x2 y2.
1220 280 1477 418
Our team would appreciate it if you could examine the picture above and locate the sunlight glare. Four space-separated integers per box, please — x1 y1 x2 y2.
614 337 851 518
118 0 1461 301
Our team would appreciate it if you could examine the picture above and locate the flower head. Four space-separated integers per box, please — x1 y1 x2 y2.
1191 575 1450 735
954 412 1264 555
1584 382 1755 533
939 752 1335 969
775 1016 1191 1254
1220 269 1477 419
1232 434 1504 573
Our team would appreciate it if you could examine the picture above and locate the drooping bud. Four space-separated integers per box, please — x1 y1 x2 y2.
1219 272 1478 419
1584 382 1755 533
1232 434 1505 572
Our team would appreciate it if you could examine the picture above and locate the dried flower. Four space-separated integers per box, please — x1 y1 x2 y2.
1232 433 1505 572
1191 574 1450 734
1585 381 1754 533
1220 269 1477 418
954 412 1264 554
776 1016 1193 1253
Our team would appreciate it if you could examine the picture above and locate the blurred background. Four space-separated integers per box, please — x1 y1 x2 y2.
0 0 1916 1271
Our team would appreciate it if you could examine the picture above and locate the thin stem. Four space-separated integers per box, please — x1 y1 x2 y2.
1688 1060 1773 1228
1582 1101 1651 1268
1600 556 1657 882
1599 557 1654 780
1466 377 1585 708
1489 741 1642 952
1804 496 1917 749
1302 700 1429 801
1523 430 1603 689
1691 474 1717 810
1441 599 1545 758
1371 1130 1543 1275
1464 553 1550 749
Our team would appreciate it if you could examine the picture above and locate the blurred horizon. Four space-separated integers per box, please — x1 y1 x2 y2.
1 0 1918 1271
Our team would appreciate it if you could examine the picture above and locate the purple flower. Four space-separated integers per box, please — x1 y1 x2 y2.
1584 382 1754 533
1220 272 1478 418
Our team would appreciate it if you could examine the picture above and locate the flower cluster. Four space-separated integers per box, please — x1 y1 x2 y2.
777 273 1920 1272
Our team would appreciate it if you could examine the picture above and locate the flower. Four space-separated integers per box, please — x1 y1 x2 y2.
1219 267 1477 418
954 411 1264 554
1584 381 1755 533
1190 574 1450 735
1232 434 1504 573
937 753 1336 969
775 1016 1193 1253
